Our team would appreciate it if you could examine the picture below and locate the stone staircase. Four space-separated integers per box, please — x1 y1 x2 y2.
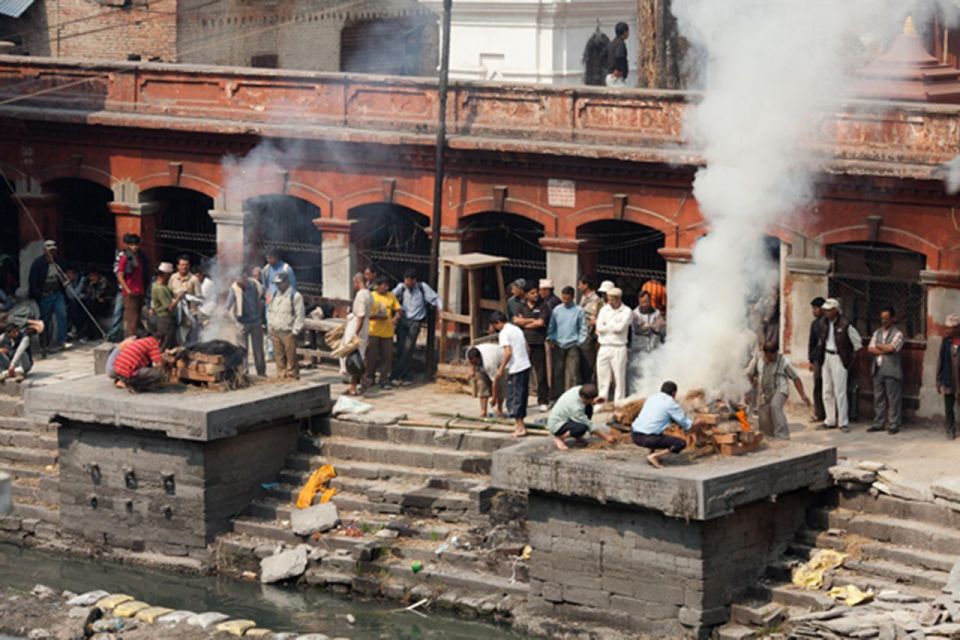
724 488 960 638
0 384 59 530
219 417 530 618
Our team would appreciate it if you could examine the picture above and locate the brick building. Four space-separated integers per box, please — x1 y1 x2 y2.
0 0 437 74
0 22 958 418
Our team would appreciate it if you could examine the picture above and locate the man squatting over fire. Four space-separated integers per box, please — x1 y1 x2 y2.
631 381 709 468
547 383 617 450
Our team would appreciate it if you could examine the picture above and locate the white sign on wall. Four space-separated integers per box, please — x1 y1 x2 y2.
547 179 576 208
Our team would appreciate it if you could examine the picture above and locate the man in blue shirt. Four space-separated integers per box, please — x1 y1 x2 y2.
547 286 587 401
391 268 442 385
632 380 707 468
261 248 297 303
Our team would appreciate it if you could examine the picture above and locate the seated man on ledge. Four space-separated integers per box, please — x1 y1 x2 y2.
113 331 166 393
631 380 708 468
547 383 617 450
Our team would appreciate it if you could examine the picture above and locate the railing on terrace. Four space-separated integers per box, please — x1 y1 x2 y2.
0 56 957 175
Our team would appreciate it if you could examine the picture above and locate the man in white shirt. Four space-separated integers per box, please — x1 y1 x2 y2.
492 311 532 437
816 298 862 432
595 287 632 402
468 343 504 418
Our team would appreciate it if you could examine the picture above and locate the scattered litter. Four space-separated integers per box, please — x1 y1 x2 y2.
395 598 429 618
295 464 337 509
434 543 449 556
341 525 363 538
260 482 279 491
332 395 373 416
346 614 356 625
411 561 423 574
520 545 532 560
792 549 848 590
828 584 875 606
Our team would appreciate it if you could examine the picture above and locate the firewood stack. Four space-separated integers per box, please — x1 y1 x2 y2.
163 340 249 391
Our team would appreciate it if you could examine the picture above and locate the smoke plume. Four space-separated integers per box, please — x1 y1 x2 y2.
643 0 909 398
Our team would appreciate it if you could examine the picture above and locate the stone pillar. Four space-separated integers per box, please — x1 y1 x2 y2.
437 228 464 313
209 209 249 276
659 247 692 321
918 270 960 418
782 256 831 410
15 191 61 298
314 219 355 302
110 202 158 262
540 238 581 289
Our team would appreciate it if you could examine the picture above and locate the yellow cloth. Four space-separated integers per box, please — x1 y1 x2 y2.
296 464 337 509
828 584 874 606
368 292 401 339
792 548 848 590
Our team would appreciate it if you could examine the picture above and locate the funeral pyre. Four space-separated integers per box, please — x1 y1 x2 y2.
162 340 249 390
612 390 764 457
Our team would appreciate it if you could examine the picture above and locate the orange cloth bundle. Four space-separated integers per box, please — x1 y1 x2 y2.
296 464 338 509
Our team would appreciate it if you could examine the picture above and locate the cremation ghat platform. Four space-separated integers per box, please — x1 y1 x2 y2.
492 439 837 637
25 377 331 554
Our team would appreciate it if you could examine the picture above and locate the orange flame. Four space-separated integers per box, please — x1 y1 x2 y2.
735 409 750 432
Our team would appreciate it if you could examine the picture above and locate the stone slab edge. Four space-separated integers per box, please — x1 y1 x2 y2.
24 376 331 442
491 439 837 520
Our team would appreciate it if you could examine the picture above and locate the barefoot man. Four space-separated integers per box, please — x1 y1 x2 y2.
547 383 617 450
631 380 708 468
492 311 531 437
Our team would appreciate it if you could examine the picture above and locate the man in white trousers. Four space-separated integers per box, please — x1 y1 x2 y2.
816 298 862 433
595 287 632 403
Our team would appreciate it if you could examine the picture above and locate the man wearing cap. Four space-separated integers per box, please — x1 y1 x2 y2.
595 286 632 402
936 314 960 440
816 298 862 432
539 279 561 311
867 307 904 435
577 275 602 383
506 279 527 320
150 263 182 350
28 240 68 350
808 297 827 423
267 271 305 379
117 233 151 338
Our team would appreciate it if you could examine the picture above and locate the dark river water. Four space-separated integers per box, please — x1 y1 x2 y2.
0 543 525 638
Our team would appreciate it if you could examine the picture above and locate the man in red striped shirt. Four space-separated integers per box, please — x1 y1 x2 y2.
113 333 165 392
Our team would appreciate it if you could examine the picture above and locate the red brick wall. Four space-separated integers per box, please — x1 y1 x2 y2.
0 0 177 61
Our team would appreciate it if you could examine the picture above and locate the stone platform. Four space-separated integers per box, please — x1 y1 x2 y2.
492 439 837 637
24 377 331 554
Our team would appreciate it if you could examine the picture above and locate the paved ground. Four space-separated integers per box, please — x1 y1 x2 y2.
15 342 957 485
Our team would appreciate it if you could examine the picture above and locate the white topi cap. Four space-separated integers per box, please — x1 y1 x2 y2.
606 287 623 298
946 313 960 328
43 239 57 250
539 279 553 289
598 280 615 294
158 262 174 274
821 298 840 311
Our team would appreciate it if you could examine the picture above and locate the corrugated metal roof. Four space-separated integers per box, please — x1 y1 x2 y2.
0 0 35 18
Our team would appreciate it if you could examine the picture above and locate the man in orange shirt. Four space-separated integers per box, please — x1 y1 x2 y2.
641 279 667 315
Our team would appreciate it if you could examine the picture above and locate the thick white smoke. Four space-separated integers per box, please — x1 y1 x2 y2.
643 0 911 398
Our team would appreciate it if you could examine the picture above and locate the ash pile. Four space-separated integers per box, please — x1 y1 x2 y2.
163 339 249 390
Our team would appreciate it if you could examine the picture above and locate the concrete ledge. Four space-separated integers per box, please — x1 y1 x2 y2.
492 439 836 520
25 376 331 441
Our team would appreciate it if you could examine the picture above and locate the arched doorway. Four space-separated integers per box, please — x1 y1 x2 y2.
460 212 545 300
245 195 323 298
143 187 216 266
829 241 926 412
349 204 430 285
576 220 666 307
44 178 115 272
0 181 18 295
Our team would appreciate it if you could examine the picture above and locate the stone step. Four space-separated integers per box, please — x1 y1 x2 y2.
12 483 59 506
0 462 53 481
840 558 948 594
278 459 487 491
296 439 492 474
0 396 23 417
326 419 512 454
829 567 943 601
812 508 960 556
232 517 301 544
755 583 837 612
0 447 58 467
0 428 58 450
838 491 960 532
0 416 56 432
381 560 529 598
397 544 522 580
859 542 956 574
12 503 59 524
268 474 484 506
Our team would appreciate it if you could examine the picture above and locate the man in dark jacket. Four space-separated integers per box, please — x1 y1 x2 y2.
808 297 826 423
816 298 862 433
605 22 630 87
28 239 68 350
937 314 960 440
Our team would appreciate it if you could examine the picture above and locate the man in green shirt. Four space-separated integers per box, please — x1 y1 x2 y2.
151 262 183 350
547 383 617 450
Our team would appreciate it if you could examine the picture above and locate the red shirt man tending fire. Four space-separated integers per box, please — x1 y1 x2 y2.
113 336 164 392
